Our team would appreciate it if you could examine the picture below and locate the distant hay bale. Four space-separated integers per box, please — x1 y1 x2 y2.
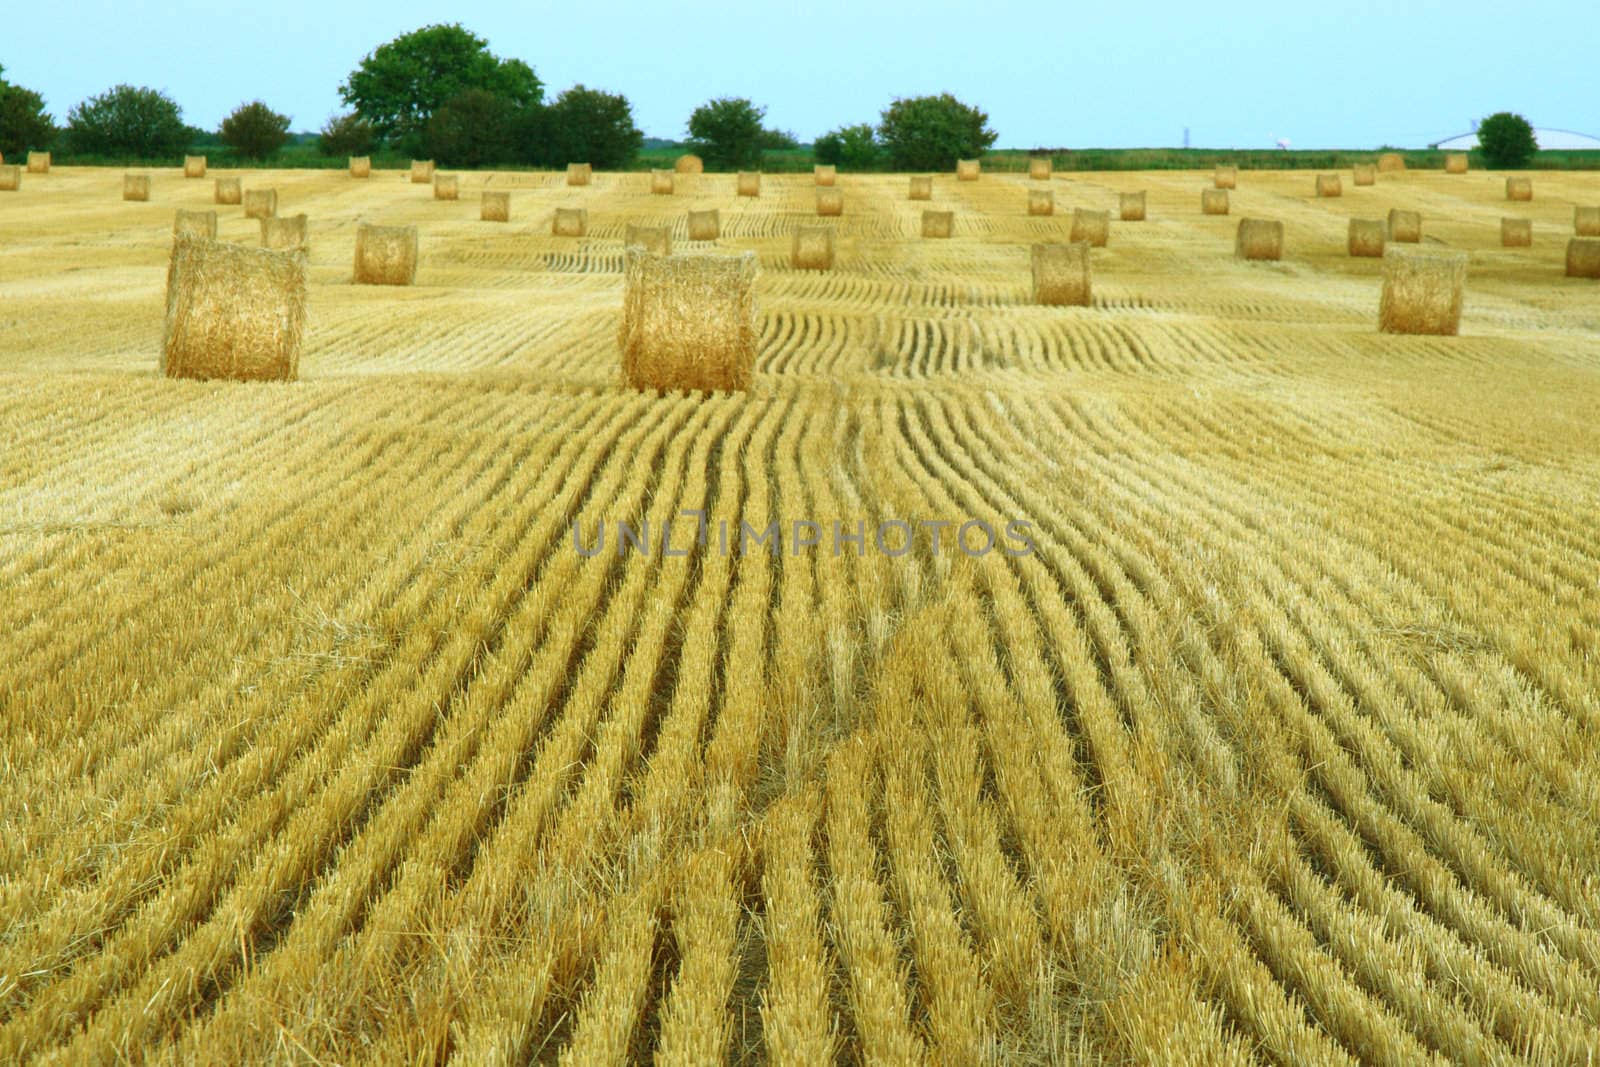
1387 208 1421 243
567 162 593 186
0 165 18 191
184 155 207 178
1028 190 1054 216
162 234 307 381
123 173 150 201
1568 238 1600 279
1214 164 1237 189
956 159 980 181
1120 191 1147 221
790 225 836 270
353 222 418 286
553 207 589 237
1069 208 1109 247
243 188 277 219
1316 173 1342 197
482 191 510 222
674 154 704 174
260 213 309 251
433 174 458 200
737 171 761 197
1235 218 1284 260
26 151 49 174
1377 152 1406 173
1201 189 1230 215
173 209 217 239
1031 242 1091 306
1380 247 1467 335
349 156 371 178
814 164 836 186
1575 207 1600 236
1505 176 1532 201
1353 164 1376 186
215 178 242 205
1348 219 1386 257
816 188 843 216
651 170 675 195
688 209 721 241
618 249 757 393
410 160 435 183
1028 157 1052 180
908 175 933 200
624 223 671 255
1444 153 1468 174
1500 217 1532 247
922 209 954 238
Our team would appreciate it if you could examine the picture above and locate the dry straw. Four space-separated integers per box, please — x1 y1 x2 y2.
353 222 418 286
651 170 675 195
1214 164 1237 189
26 151 49 174
1235 218 1284 260
1500 218 1532 247
1032 242 1091 306
162 234 307 381
790 225 835 270
215 178 242 205
618 249 758 393
433 174 459 200
956 159 980 181
410 160 434 183
1387 208 1421 243
1029 157 1052 180
1120 191 1147 221
1575 207 1600 236
261 213 309 251
1353 164 1376 186
1568 238 1600 278
553 207 589 237
1316 173 1342 197
1445 153 1469 174
674 154 704 174
1377 152 1406 172
1380 247 1466 335
908 175 933 200
1070 208 1110 247
0 165 19 192
173 209 217 239
482 191 510 222
244 188 277 219
1028 190 1054 216
123 173 150 201
624 223 671 255
184 155 207 178
816 188 843 216
687 209 721 241
1505 176 1532 201
1348 219 1386 257
349 156 371 178
567 162 593 186
737 171 760 197
1202 189 1230 215
922 209 954 238
814 164 836 186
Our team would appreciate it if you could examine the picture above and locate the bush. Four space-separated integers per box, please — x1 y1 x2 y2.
0 64 55 158
318 112 376 157
877 93 997 171
814 123 879 169
64 84 189 159
541 85 643 169
686 97 767 170
219 100 290 161
423 89 523 166
1476 112 1537 169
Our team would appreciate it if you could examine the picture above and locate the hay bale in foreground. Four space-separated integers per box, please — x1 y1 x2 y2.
1575 207 1600 236
737 171 761 197
1028 190 1054 216
816 189 843 216
1235 218 1284 260
173 209 217 239
349 156 371 178
1353 163 1376 186
1500 218 1532 247
215 178 242 205
814 164 836 186
1032 242 1091 306
1202 189 1230 215
956 159 980 181
922 209 954 238
433 174 458 200
353 222 418 286
1387 208 1421 243
567 162 593 186
1445 153 1469 174
261 213 309 251
26 151 49 174
184 155 207 178
674 154 704 174
1070 208 1110 247
1377 152 1406 173
1029 157 1052 180
553 207 588 237
618 249 757 392
1120 192 1147 221
909 175 933 200
1380 247 1466 335
1316 173 1342 197
162 234 306 381
1568 238 1600 279
1214 164 1237 189
482 191 510 222
1348 219 1386 257
123 173 150 201
0 165 19 191
791 225 835 270
651 170 675 195
243 188 277 219
688 209 721 241
410 160 435 183
1505 176 1532 202
624 223 670 255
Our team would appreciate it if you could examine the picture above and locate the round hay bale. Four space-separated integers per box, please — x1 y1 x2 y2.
1348 219 1386 257
624 223 671 255
1353 163 1376 186
1380 247 1467 335
481 191 511 222
354 222 418 286
162 234 307 381
243 188 278 220
956 159 980 181
1505 176 1532 202
687 209 721 241
1235 218 1284 261
433 174 459 201
1575 207 1600 237
1316 173 1342 198
349 156 372 178
1201 189 1230 215
814 164 836 186
674 154 704 174
1028 157 1052 181
173 209 217 239
908 175 933 201
1070 208 1110 247
410 160 435 184
215 178 242 205
737 171 761 197
1377 152 1406 173
1568 238 1600 279
1387 208 1422 243
553 207 589 237
618 249 757 393
123 173 151 202
651 170 675 195
1214 164 1237 189
1500 217 1532 248
1032 242 1091 307
184 155 207 178
922 209 954 238
791 225 836 271
261 213 309 251
1444 153 1469 174
0 165 19 192
1120 191 1147 221
26 151 49 174
1028 190 1054 216
567 162 593 186
816 188 844 217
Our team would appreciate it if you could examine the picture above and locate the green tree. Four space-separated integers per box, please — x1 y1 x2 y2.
686 97 767 170
1476 111 1537 169
877 93 997 170
760 127 799 151
541 84 643 169
423 89 523 166
339 23 541 150
64 84 189 159
317 112 376 156
814 123 880 168
219 100 290 161
0 64 55 158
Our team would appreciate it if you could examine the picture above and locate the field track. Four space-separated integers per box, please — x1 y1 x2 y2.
2 165 1599 1063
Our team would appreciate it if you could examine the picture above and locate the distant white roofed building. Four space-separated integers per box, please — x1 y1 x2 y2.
1434 128 1600 150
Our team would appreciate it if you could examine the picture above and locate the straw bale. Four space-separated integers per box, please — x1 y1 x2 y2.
243 188 277 219
553 207 589 237
618 249 757 392
1445 153 1468 174
410 159 434 183
674 154 704 174
816 188 843 216
1575 207 1600 236
161 234 306 381
349 156 371 178
1202 189 1229 215
1029 157 1052 180
1032 242 1091 306
1348 219 1385 257
922 209 953 238
790 225 835 270
1500 217 1532 247
1568 238 1600 278
1377 153 1406 172
184 155 206 178
624 223 670 255
814 164 836 186
956 159 980 181
26 151 49 173
123 173 150 201
908 175 933 200
215 178 242 204
353 222 418 285
433 174 458 200
173 209 217 239
1120 191 1147 221
1235 217 1284 260
737 171 761 197
1380 247 1467 335
567 162 593 186
1505 176 1532 201
688 208 720 241
1028 189 1054 216
1316 173 1342 197
1214 164 1237 189
0 166 18 191
651 170 675 195
1387 208 1421 243
1353 164 1376 186
1070 208 1109 247
261 213 309 251
482 191 510 222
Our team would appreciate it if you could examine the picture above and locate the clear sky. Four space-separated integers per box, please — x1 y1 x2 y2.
5 0 1596 149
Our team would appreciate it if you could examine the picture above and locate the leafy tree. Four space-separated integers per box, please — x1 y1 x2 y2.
423 89 523 166
760 127 799 151
318 112 376 156
0 64 55 158
542 84 643 169
1476 111 1537 169
64 84 189 159
219 100 290 160
339 23 541 149
686 97 767 170
814 123 879 168
877 93 997 170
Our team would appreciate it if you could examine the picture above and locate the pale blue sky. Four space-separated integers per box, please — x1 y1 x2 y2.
6 0 1596 148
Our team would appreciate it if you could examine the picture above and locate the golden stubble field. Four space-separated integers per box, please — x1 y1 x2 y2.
1 163 1599 1063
